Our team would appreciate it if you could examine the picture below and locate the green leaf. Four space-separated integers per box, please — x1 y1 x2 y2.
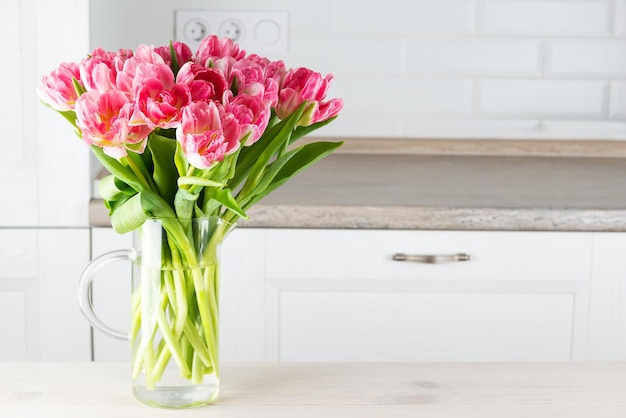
244 141 343 209
58 109 78 127
103 192 134 214
99 174 134 201
290 116 338 145
126 149 154 189
169 41 180 76
72 77 86 96
109 190 179 234
229 114 282 189
174 187 199 221
148 133 178 206
250 148 299 195
110 193 148 234
174 140 189 177
140 190 178 219
213 188 248 219
90 146 145 192
177 176 225 188
237 103 307 198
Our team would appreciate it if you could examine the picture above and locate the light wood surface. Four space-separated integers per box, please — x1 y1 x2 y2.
2 362 625 417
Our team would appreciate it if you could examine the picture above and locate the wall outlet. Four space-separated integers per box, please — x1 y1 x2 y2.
175 10 288 54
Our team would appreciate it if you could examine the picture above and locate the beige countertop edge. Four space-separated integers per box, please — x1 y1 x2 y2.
312 137 626 158
89 200 626 232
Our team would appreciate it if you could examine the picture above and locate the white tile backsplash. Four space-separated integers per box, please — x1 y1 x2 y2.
338 0 475 35
319 115 405 138
405 119 541 139
616 0 626 36
610 81 626 119
89 0 626 140
408 38 542 76
477 80 607 118
287 38 405 76
480 0 612 36
340 77 473 117
540 120 626 140
549 40 626 76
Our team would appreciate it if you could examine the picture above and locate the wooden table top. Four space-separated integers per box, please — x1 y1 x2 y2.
2 362 625 417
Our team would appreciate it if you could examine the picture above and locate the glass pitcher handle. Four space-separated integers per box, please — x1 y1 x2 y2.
78 249 133 340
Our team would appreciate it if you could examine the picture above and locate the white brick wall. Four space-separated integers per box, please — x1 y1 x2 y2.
91 0 626 140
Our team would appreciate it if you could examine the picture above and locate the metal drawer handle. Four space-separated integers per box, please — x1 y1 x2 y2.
392 253 471 264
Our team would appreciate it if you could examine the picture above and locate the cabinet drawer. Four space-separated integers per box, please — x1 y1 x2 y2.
266 230 592 281
279 291 574 362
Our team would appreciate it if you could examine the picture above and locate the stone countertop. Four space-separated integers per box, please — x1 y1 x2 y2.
90 153 626 232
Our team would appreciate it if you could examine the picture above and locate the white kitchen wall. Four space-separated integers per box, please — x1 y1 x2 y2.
90 0 626 140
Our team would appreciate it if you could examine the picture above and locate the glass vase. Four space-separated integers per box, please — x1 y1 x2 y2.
78 217 232 408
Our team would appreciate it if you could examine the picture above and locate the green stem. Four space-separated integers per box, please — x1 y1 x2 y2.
133 217 222 387
125 153 156 191
183 317 213 367
191 269 219 376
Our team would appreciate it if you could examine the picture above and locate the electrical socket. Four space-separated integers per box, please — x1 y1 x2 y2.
183 19 209 43
175 10 288 54
218 19 244 42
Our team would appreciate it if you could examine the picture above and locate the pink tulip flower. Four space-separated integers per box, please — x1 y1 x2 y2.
38 62 83 111
224 93 271 145
176 62 228 102
79 48 133 94
79 48 119 94
230 57 280 107
130 63 191 129
176 101 241 169
276 67 344 126
116 44 167 94
75 90 151 158
155 41 193 68
195 35 246 67
132 44 167 65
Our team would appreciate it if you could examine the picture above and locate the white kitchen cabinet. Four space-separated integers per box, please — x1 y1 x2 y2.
0 0 90 228
90 228 133 362
264 229 594 362
587 233 626 361
0 1 94 362
0 229 92 361
89 227 626 363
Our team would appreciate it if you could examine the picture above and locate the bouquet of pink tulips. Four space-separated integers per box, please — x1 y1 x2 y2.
38 35 342 403
39 35 342 231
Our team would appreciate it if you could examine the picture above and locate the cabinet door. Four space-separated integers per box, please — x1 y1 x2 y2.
0 0 90 227
265 229 593 362
0 229 91 360
90 228 133 361
588 233 626 360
